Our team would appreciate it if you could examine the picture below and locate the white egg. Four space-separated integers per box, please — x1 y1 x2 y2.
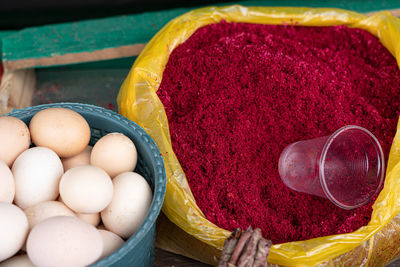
0 254 34 267
98 230 124 259
77 212 100 227
27 216 103 267
12 147 64 209
0 203 29 262
24 201 76 229
101 172 152 238
0 160 15 203
60 165 113 213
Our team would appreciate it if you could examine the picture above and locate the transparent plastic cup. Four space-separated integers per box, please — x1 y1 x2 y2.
278 125 385 209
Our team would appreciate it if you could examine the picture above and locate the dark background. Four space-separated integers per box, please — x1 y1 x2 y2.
0 0 230 29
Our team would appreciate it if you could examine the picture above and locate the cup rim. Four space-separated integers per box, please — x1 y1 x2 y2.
318 125 385 210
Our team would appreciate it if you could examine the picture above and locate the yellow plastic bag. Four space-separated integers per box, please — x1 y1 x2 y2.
117 5 400 266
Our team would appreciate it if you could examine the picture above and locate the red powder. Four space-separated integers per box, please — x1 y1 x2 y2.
157 22 400 244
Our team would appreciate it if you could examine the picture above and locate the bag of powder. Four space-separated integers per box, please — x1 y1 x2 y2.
118 6 400 266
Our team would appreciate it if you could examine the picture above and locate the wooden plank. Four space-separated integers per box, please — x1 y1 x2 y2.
0 69 35 114
1 7 189 70
4 44 145 70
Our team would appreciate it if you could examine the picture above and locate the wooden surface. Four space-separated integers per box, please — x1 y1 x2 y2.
0 69 35 114
155 248 212 267
1 8 186 70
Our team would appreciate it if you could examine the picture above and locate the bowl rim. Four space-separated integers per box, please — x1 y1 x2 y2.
7 102 167 265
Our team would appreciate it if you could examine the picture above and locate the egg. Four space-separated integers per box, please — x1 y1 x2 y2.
77 212 100 227
0 203 29 262
60 165 113 213
101 172 152 238
91 133 137 178
27 216 103 267
0 116 30 167
0 254 35 267
98 230 124 259
24 201 76 229
62 146 92 171
0 160 15 203
29 108 90 158
12 147 64 209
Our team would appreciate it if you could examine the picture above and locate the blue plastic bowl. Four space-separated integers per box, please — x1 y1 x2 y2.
7 103 167 267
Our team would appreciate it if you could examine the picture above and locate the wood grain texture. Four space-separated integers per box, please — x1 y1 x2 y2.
0 69 35 114
3 44 145 70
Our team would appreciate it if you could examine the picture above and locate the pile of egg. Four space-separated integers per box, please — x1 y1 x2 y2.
0 108 153 267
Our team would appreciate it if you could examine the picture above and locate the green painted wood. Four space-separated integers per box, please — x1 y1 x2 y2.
1 8 189 62
242 0 400 13
0 30 16 57
48 57 135 70
0 31 15 39
2 0 400 66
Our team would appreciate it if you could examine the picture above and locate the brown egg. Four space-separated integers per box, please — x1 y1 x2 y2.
0 116 30 167
62 146 92 171
76 212 100 227
91 133 137 178
29 108 90 158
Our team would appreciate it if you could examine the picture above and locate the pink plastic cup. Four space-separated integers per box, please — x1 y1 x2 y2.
278 125 385 209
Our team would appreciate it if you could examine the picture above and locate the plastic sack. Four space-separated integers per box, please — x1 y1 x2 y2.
117 5 400 266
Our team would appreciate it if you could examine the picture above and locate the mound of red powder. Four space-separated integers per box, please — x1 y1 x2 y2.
157 22 400 244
